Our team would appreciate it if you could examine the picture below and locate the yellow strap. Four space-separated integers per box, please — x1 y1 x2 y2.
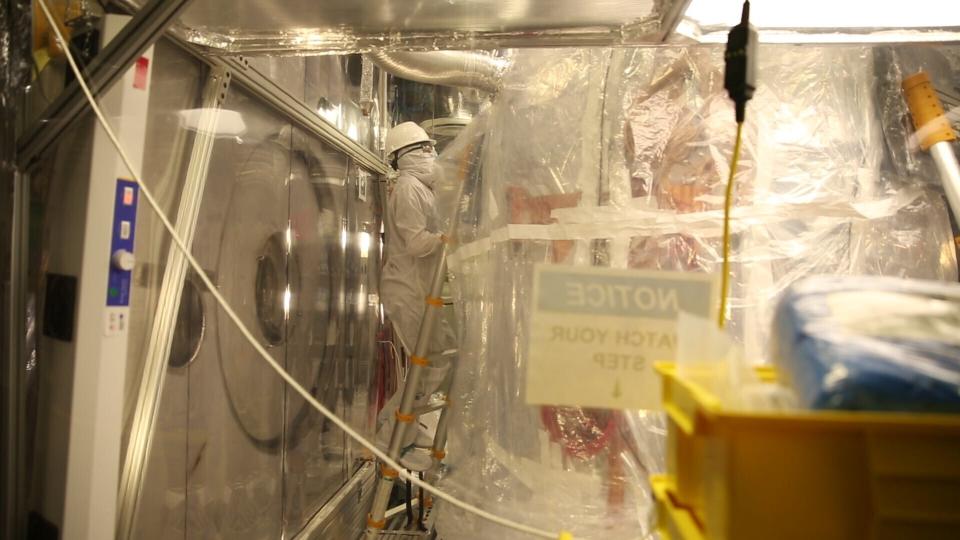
425 296 444 307
432 449 446 460
395 410 415 423
366 515 386 529
558 532 574 540
410 355 430 367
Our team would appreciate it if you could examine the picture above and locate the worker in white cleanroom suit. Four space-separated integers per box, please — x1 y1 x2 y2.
378 121 455 470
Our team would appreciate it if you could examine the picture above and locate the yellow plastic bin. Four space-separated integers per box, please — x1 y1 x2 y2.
653 362 960 540
652 474 704 540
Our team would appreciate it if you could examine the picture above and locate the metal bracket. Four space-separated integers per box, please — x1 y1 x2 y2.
115 65 231 540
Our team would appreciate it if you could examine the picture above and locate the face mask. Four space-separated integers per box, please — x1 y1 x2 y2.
398 148 441 188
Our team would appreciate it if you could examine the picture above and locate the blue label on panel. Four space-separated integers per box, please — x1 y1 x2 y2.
106 179 139 306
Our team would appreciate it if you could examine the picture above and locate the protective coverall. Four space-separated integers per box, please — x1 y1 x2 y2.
378 146 454 466
381 148 454 352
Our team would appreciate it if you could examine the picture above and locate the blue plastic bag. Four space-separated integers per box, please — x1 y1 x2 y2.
772 276 960 413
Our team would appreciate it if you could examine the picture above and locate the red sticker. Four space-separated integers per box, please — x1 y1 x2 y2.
133 57 149 90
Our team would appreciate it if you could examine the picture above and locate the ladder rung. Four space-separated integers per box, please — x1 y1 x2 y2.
385 498 418 518
412 400 447 416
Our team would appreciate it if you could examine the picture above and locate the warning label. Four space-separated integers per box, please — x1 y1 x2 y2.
526 264 717 410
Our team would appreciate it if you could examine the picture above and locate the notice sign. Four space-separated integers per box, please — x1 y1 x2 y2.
526 264 717 410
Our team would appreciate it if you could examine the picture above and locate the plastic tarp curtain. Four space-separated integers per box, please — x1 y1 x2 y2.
431 44 958 539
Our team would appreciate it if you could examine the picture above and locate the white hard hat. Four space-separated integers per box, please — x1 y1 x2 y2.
385 121 435 158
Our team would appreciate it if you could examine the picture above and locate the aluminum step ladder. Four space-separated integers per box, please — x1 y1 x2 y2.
365 179 468 538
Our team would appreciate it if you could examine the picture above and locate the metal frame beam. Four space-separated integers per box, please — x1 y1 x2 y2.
16 0 196 169
208 55 390 176
658 0 693 41
2 0 33 537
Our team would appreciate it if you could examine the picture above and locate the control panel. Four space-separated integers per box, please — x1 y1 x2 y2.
107 179 139 308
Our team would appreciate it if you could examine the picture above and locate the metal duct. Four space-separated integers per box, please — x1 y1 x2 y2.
368 50 507 94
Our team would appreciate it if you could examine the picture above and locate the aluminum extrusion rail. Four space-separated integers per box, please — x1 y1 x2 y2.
293 461 377 539
209 55 390 176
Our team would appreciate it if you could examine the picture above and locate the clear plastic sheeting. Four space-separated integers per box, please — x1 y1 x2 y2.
434 43 958 539
434 49 664 540
601 45 957 361
130 0 684 54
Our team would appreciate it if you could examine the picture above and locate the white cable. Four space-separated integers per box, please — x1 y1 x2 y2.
36 2 559 538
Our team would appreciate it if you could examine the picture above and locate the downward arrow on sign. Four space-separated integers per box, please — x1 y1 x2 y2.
613 379 622 399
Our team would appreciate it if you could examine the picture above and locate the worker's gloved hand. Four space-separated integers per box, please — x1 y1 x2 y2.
440 232 456 245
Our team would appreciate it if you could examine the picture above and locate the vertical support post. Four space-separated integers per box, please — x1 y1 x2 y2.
930 142 960 224
1 0 31 536
3 171 29 540
377 65 390 157
115 66 230 540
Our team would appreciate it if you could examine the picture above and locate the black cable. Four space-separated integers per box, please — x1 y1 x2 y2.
718 0 756 327
723 0 757 124
418 471 427 531
405 478 414 527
